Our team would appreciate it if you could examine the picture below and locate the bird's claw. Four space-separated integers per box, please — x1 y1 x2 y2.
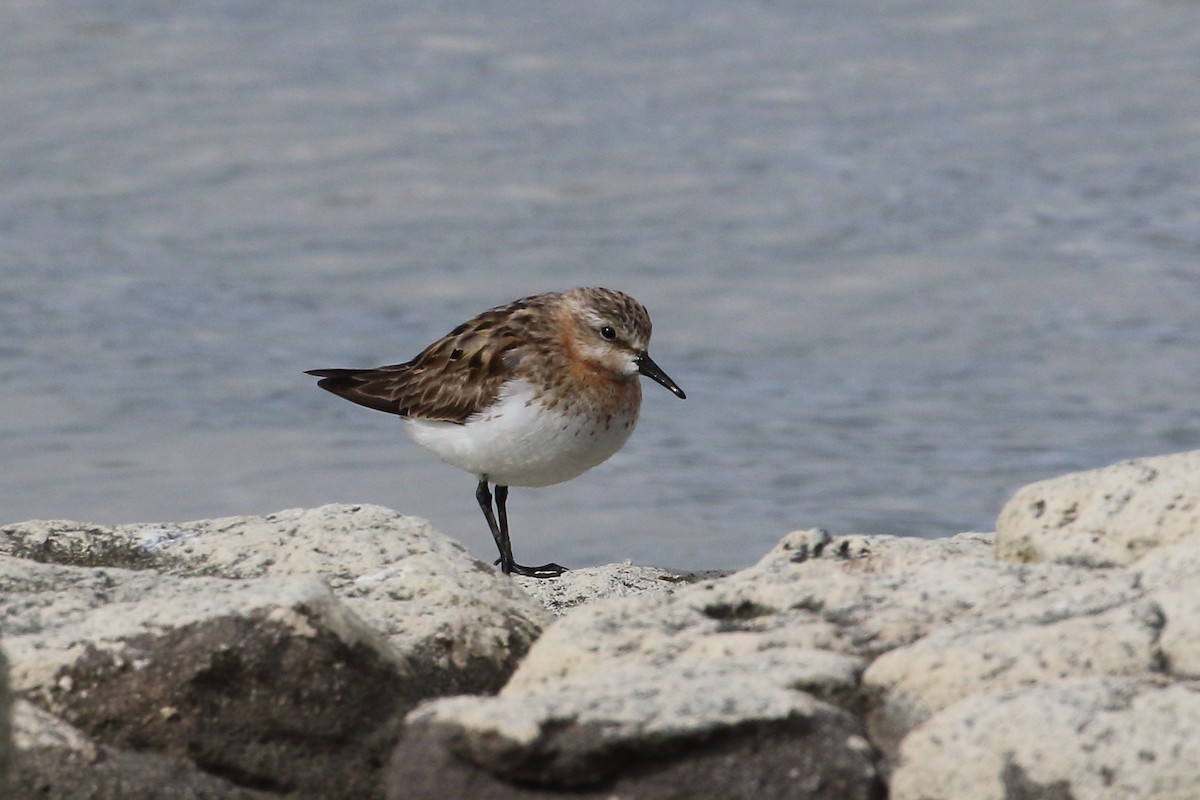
499 560 568 579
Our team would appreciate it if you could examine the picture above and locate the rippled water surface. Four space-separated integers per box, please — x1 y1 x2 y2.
4 0 1200 569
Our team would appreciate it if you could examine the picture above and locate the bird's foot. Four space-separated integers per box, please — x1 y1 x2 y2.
495 558 568 579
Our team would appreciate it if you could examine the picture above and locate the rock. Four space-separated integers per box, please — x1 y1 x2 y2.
889 679 1200 800
514 562 720 616
381 529 911 797
391 668 881 799
1138 542 1200 679
862 590 1161 756
12 700 269 799
385 520 1200 797
1 646 10 800
13 700 99 763
380 528 1043 798
1 504 550 696
5 455 1199 800
508 529 1099 698
0 505 557 798
864 535 1200 758
995 450 1200 567
2 557 411 798
0 505 553 798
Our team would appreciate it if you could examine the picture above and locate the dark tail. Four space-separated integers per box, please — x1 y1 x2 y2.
305 368 406 415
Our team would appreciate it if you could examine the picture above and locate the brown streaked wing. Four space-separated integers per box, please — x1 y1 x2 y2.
308 293 557 423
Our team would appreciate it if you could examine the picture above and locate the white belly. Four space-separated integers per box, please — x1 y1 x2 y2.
405 379 640 487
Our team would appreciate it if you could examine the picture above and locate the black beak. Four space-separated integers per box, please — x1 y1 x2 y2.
636 351 686 399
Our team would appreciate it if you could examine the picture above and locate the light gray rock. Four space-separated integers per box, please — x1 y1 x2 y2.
382 529 927 797
1133 539 1200 680
392 663 881 799
408 658 860 783
514 562 719 616
6 470 1198 800
890 679 1200 800
865 535 1200 757
0 505 561 798
480 522 1199 793
1 558 394 697
863 591 1162 756
496 527 1119 777
1153 584 1200 678
996 450 1200 567
1 557 411 798
383 527 1086 797
1 504 551 695
509 528 1099 700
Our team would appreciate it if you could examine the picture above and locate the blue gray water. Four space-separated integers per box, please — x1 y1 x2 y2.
3 0 1200 570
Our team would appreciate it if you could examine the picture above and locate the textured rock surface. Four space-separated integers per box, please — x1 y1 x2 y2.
1141 542 1200 679
1 646 10 800
1 505 551 799
2 559 409 798
4 450 1200 799
996 450 1200 566
514 562 721 616
890 679 1200 800
865 535 1200 757
12 700 269 799
391 700 881 800
384 528 1038 797
407 656 869 785
384 445 1200 798
508 528 1093 697
1 504 550 696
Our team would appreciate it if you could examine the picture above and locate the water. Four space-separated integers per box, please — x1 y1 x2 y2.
3 0 1200 570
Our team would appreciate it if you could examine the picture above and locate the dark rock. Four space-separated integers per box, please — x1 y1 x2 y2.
388 710 883 800
3 561 415 800
15 742 272 800
47 610 413 798
1 646 11 799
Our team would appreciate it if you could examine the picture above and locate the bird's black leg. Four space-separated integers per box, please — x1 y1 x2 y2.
495 485 567 578
476 478 516 574
476 479 566 579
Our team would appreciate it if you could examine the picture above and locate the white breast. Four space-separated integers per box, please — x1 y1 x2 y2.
405 379 641 487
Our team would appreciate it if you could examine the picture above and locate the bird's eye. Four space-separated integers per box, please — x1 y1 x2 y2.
600 325 617 341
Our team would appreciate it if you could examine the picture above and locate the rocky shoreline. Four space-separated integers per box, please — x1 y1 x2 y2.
2 450 1199 799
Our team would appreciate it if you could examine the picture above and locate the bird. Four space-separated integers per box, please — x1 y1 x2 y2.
306 287 686 579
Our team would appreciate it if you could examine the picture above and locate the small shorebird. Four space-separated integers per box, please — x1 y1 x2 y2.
307 287 686 578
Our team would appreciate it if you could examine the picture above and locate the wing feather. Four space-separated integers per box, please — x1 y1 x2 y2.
307 296 548 423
